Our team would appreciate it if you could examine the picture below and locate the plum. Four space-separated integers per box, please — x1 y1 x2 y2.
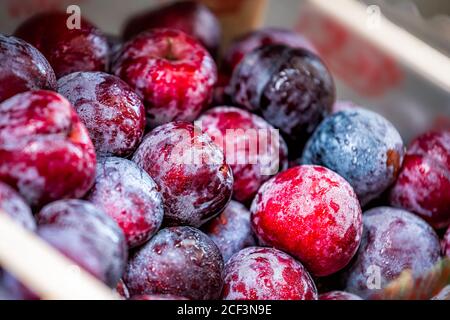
132 121 233 227
197 106 288 203
0 34 56 103
122 1 220 57
203 200 256 261
0 90 96 208
390 130 450 229
251 165 362 277
86 157 164 248
112 29 217 128
58 72 145 157
302 108 405 206
344 207 441 299
15 11 109 78
124 226 223 300
222 247 317 300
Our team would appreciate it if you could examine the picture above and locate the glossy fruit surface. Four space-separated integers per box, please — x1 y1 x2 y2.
37 199 127 287
390 130 450 229
58 72 145 157
0 90 96 207
132 121 233 227
0 34 56 103
113 29 217 128
222 247 318 300
0 181 35 230
443 226 450 258
223 27 317 78
319 291 362 300
344 207 441 298
203 200 256 261
251 165 362 277
124 226 224 300
229 44 335 150
87 157 164 248
197 106 288 203
15 11 109 78
302 108 404 205
123 1 221 57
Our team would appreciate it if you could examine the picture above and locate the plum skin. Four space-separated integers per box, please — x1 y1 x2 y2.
390 130 450 229
216 27 317 104
203 200 256 261
0 34 56 103
197 106 288 204
14 11 109 78
251 165 362 277
124 226 224 300
58 71 146 157
115 279 130 300
222 27 317 81
0 183 35 299
1 199 128 299
122 1 221 57
132 121 233 228
443 226 450 258
301 108 405 206
36 199 128 288
319 291 362 300
229 44 335 155
86 157 164 248
0 90 96 208
222 247 318 300
0 181 36 231
112 28 217 129
344 207 441 299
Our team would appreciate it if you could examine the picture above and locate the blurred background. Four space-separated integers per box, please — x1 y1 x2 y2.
1 0 449 142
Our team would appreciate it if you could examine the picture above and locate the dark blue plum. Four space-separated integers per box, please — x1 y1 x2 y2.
229 45 335 155
301 108 404 205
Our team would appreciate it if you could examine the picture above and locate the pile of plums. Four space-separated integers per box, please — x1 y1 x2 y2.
0 1 448 300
